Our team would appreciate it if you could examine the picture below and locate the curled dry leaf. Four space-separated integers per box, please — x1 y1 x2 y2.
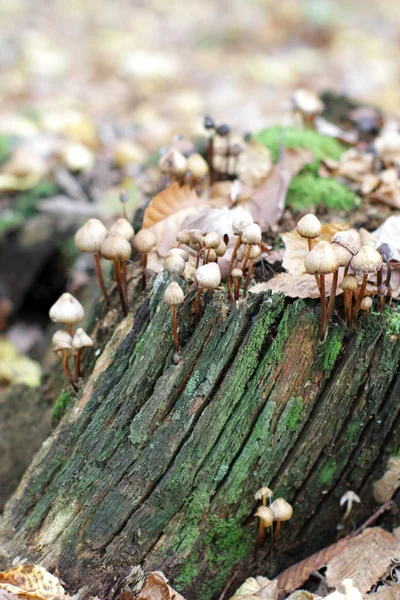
249 272 344 299
230 576 278 599
367 168 400 209
0 564 71 600
373 216 400 261
326 528 400 593
373 458 400 503
135 571 185 600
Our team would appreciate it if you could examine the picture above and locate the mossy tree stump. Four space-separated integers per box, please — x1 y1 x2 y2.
0 269 399 600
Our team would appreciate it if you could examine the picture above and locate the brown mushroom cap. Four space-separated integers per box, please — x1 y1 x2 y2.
331 229 361 255
195 262 221 289
270 497 293 521
132 229 157 254
109 218 134 241
101 234 132 261
296 213 321 239
304 241 339 275
74 218 108 253
49 293 84 325
163 282 184 306
350 246 383 275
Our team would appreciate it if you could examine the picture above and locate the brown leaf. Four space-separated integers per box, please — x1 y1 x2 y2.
249 272 343 299
277 537 349 592
373 457 400 504
281 223 350 276
367 168 400 209
326 528 400 593
136 572 185 600
230 576 278 599
236 142 273 186
0 564 70 600
373 215 400 261
368 585 400 600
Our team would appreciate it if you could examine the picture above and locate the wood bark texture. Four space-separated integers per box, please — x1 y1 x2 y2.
0 269 399 600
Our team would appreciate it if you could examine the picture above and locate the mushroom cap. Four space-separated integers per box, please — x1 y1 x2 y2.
254 506 274 527
195 262 221 289
342 579 363 600
72 327 93 350
203 232 220 249
236 245 246 262
163 282 184 306
304 241 339 275
74 218 108 253
101 234 132 261
53 341 75 356
361 296 373 310
186 153 209 178
232 213 253 236
52 329 73 347
296 214 321 239
168 248 189 262
49 293 84 325
248 244 262 260
376 242 393 263
204 249 217 263
188 229 204 247
132 229 157 254
270 497 293 521
331 242 353 267
215 240 227 257
254 486 273 501
163 254 186 275
159 149 187 175
242 223 262 245
109 218 134 241
341 275 358 291
340 491 361 506
377 283 388 296
331 229 361 255
291 89 324 115
231 268 243 280
350 246 382 275
177 230 190 245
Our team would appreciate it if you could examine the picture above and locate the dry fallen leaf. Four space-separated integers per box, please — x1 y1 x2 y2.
0 564 70 600
373 458 400 503
249 271 343 299
373 215 400 261
136 571 185 600
230 576 278 599
326 528 400 593
236 142 273 186
368 585 400 600
367 168 400 209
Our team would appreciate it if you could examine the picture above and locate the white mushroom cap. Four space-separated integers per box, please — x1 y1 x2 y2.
331 229 361 255
231 268 243 280
159 149 187 175
254 506 274 527
72 328 94 350
215 240 227 257
203 232 220 249
49 293 84 325
52 329 73 347
163 282 184 306
305 241 339 275
163 254 186 275
109 218 134 241
361 297 373 310
74 219 108 253
350 246 382 275
270 498 293 521
248 244 262 260
232 212 253 236
254 486 273 501
101 234 132 261
291 89 324 116
53 341 75 357
168 248 189 262
186 153 209 179
296 214 321 239
132 229 157 254
331 242 353 267
195 262 221 289
242 223 262 245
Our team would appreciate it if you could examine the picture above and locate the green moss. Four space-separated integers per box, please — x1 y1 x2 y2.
51 389 74 423
174 556 199 590
287 173 358 212
386 310 400 336
172 488 210 555
284 397 304 431
346 418 361 440
321 326 344 373
16 180 59 218
318 459 337 486
255 125 345 174
0 212 24 233
0 135 14 164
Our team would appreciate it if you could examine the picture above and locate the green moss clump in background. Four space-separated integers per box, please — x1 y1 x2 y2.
386 309 400 336
16 179 59 218
287 173 358 212
255 125 345 175
174 556 199 590
318 458 337 486
0 135 14 164
51 389 74 423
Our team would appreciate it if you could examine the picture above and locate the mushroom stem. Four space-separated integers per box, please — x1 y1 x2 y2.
67 324 74 336
114 260 128 316
379 295 385 317
264 520 281 559
254 517 265 559
206 248 211 263
234 277 241 301
141 254 148 291
326 269 338 322
385 262 392 288
320 274 326 341
74 349 82 379
94 252 110 307
241 245 252 274
194 287 203 323
307 239 313 252
207 134 215 183
122 260 129 307
62 350 78 391
344 266 349 278
353 274 368 318
122 203 128 220
227 235 242 300
225 134 230 176
344 290 352 327
243 259 255 297
377 266 383 287
172 306 179 352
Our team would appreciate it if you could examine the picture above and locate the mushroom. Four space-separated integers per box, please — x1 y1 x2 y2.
159 149 187 184
296 213 322 252
227 212 254 300
188 229 205 268
331 229 361 277
231 268 243 301
168 248 189 262
360 296 373 321
377 283 388 317
119 189 129 220
254 505 274 558
304 241 339 340
163 282 184 353
291 89 324 129
339 491 361 527
194 262 221 322
340 275 358 327
49 293 84 336
132 229 157 290
328 242 354 322
350 246 382 319
109 218 134 241
254 486 273 506
204 115 216 181
241 223 262 271
176 230 191 247
203 232 220 263
52 334 78 392
377 243 393 311
186 153 209 186
101 234 132 315
72 328 93 378
268 497 293 555
216 123 231 176
243 244 261 297
74 218 109 306
215 239 227 261
163 254 186 276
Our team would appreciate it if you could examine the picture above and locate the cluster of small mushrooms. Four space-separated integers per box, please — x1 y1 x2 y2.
297 213 393 340
253 486 293 559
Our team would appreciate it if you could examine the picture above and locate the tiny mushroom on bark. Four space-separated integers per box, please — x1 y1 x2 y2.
49 293 84 336
296 213 322 251
163 282 184 353
168 248 189 262
72 328 93 378
350 246 382 319
268 497 293 555
339 491 361 527
376 242 393 309
176 230 191 247
243 244 261 296
254 486 273 506
231 268 243 301
101 234 131 315
52 335 78 391
194 262 221 321
186 153 209 186
241 223 262 274
74 218 109 306
304 241 339 340
227 212 254 300
254 505 274 557
132 229 157 290
204 232 221 263
109 218 134 241
340 275 358 327
360 296 373 321
163 254 186 276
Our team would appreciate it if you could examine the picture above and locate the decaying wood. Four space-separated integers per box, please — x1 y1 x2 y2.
0 267 399 600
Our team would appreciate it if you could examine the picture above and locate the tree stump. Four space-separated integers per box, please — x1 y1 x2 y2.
0 268 399 600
